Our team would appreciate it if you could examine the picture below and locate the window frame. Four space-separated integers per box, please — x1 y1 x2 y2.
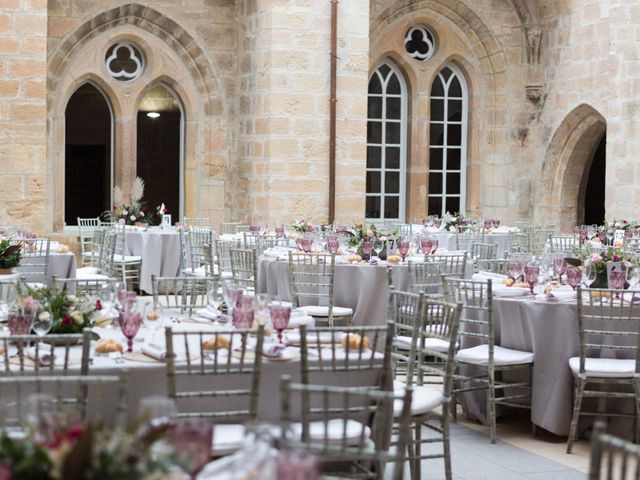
428 63 469 216
365 61 409 222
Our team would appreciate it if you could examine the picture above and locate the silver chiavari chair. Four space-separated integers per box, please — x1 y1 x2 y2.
455 229 485 251
229 248 258 293
235 224 250 234
407 261 444 297
165 326 264 455
52 276 120 296
0 373 128 431
220 222 241 235
0 330 91 376
288 252 353 326
515 221 531 232
567 287 640 453
470 242 498 261
151 275 218 318
529 226 555 255
426 252 468 278
280 375 412 480
76 228 117 281
549 234 579 254
242 233 287 256
475 258 509 275
508 230 530 254
77 217 101 267
390 290 462 480
589 421 640 479
13 236 51 287
111 223 142 290
181 227 214 277
184 217 211 230
444 277 534 443
215 239 241 280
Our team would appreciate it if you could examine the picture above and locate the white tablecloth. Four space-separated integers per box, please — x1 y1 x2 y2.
125 228 181 293
15 252 76 286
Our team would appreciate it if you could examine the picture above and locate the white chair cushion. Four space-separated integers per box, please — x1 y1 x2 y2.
212 424 246 456
295 306 353 317
184 266 209 277
568 357 636 378
455 344 533 366
393 380 445 416
76 272 111 281
76 267 100 275
220 271 233 279
291 419 370 445
393 335 453 353
81 252 99 258
113 254 142 263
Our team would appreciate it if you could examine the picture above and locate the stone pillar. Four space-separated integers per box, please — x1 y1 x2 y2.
0 0 47 233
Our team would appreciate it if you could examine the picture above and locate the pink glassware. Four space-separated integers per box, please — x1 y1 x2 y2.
609 270 626 295
326 236 339 254
566 266 583 291
430 238 439 254
361 240 373 260
119 308 143 352
170 420 213 478
524 265 540 294
270 303 291 344
250 225 259 235
232 296 255 329
507 260 525 281
275 226 285 238
277 451 321 480
299 238 313 253
117 290 137 311
398 241 410 262
8 311 33 335
553 257 567 279
420 238 434 255
433 218 443 229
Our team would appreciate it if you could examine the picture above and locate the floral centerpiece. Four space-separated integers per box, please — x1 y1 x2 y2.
0 421 178 480
443 212 465 233
342 223 398 258
16 284 101 339
601 219 632 231
291 219 317 235
570 246 636 288
103 177 166 226
0 239 21 273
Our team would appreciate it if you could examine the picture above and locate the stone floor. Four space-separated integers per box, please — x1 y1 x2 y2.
414 414 591 480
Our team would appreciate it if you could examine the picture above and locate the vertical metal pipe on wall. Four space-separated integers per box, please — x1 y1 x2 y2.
328 0 338 224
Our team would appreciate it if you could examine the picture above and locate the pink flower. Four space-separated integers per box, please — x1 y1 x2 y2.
23 296 36 310
130 215 136 222
591 254 603 264
366 229 374 237
612 254 621 261
61 316 72 326
0 463 11 480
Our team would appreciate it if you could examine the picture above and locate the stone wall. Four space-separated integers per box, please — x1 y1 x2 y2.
0 0 47 233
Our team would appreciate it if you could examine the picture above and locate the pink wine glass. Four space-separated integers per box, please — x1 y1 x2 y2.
275 226 285 238
430 238 439 254
119 308 143 352
170 420 213 478
609 270 626 299
250 225 259 235
524 265 540 294
326 236 340 254
553 256 567 282
361 239 373 261
566 266 582 291
420 236 434 256
398 239 410 262
507 260 525 281
270 302 291 344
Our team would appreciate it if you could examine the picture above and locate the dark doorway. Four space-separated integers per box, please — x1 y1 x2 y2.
136 85 181 220
65 83 112 226
583 132 606 226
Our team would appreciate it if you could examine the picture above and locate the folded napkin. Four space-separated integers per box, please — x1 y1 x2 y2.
492 286 530 297
195 308 218 321
27 345 55 366
263 342 285 358
261 249 285 260
473 271 508 282
288 313 315 329
141 343 166 361
538 289 576 303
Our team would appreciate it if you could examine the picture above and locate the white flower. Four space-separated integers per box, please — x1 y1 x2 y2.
130 215 137 222
448 226 457 233
66 294 77 304
38 311 51 322
70 311 84 325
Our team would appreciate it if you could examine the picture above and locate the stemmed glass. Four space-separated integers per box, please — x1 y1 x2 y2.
232 294 255 330
553 254 567 283
143 302 164 343
373 238 385 259
565 266 583 291
582 263 597 289
524 264 539 295
398 237 410 263
507 259 525 282
609 270 626 299
275 225 285 238
420 235 434 256
170 420 214 479
361 238 374 261
119 303 143 353
433 218 443 230
139 395 177 427
222 280 241 321
270 300 291 344
7 304 35 335
32 300 53 337
326 235 340 254
25 393 57 444
606 229 615 247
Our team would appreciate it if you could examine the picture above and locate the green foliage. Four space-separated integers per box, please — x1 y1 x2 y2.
0 239 21 269
0 434 53 480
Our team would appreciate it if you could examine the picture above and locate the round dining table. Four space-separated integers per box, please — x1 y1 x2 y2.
124 227 181 293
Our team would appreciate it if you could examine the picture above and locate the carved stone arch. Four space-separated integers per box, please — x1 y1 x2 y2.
63 74 121 120
370 54 414 98
47 2 222 115
535 104 607 230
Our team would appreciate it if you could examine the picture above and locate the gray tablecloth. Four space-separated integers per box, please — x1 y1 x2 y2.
15 252 76 286
125 229 181 293
461 298 635 437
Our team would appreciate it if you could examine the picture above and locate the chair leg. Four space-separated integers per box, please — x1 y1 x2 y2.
488 369 497 444
406 421 416 480
442 407 452 480
567 378 585 454
413 421 422 480
634 379 640 444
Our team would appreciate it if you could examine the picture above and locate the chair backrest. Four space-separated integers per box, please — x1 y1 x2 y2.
588 421 640 480
288 252 336 314
455 229 485 251
13 237 51 284
0 373 128 429
112 223 128 258
389 289 425 374
549 234 579 253
52 276 120 296
184 217 211 229
0 330 91 376
426 252 468 277
98 229 117 275
299 322 394 387
508 231 530 254
475 258 508 275
515 221 531 232
443 277 494 352
243 233 287 256
280 375 412 480
215 239 241 277
235 224 250 233
151 275 218 317
202 242 215 275
576 287 640 376
186 228 214 274
220 222 241 235
407 260 443 296
229 248 258 292
165 326 264 422
77 217 100 259
529 226 556 255
470 242 498 261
